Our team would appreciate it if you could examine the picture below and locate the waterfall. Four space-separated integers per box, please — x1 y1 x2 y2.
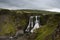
30 16 34 28
25 16 40 33
31 16 40 33
25 19 30 32
25 16 34 32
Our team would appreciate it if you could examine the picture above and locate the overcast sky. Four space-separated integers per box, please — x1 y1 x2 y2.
0 0 60 12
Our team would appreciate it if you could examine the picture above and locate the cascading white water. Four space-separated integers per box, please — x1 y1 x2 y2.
31 16 40 33
25 16 34 32
30 16 34 28
25 16 40 33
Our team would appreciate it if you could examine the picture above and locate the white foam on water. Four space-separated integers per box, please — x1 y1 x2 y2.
9 36 13 39
31 22 39 33
25 20 30 31
31 16 40 33
25 16 34 32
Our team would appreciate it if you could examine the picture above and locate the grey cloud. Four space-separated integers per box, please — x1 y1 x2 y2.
0 0 60 10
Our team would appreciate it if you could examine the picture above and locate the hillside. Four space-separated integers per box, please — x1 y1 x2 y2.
0 9 60 40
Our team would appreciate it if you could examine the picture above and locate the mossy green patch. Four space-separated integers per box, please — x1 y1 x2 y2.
0 23 16 36
35 15 59 40
35 25 57 40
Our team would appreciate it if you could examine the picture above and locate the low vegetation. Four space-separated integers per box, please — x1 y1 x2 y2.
0 9 60 40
